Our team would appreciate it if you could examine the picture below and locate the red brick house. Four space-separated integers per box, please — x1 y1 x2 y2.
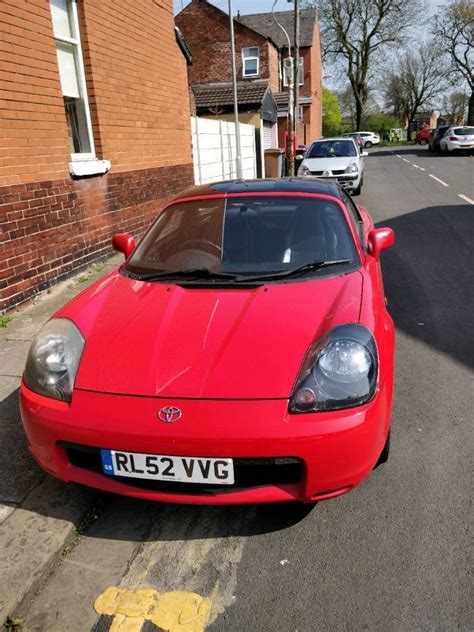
1 0 194 311
176 0 322 151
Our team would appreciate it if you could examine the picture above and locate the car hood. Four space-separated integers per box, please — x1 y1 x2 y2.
302 156 359 172
63 269 363 399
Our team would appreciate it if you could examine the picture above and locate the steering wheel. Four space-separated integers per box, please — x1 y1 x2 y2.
180 239 222 258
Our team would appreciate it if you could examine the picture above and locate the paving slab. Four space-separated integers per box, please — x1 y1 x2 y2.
0 341 31 378
0 478 93 622
0 375 21 423
23 497 155 632
0 422 45 504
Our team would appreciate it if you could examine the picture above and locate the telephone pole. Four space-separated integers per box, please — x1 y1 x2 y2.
294 0 300 151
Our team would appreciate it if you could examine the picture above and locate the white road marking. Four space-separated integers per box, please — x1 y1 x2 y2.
428 174 449 187
396 154 402 158
412 164 426 171
458 193 474 205
402 158 410 163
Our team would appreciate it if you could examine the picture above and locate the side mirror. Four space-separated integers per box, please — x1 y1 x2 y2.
367 228 394 260
295 154 304 161
361 151 368 157
112 233 136 259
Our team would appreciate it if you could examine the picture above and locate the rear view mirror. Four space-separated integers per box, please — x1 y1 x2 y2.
112 233 136 259
367 228 394 260
361 151 368 157
295 154 304 161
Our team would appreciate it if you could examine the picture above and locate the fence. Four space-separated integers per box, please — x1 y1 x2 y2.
191 117 257 184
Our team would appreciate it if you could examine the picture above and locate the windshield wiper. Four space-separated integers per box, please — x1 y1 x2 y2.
130 268 239 282
237 259 352 282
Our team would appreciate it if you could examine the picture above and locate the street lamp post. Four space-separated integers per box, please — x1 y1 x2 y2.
228 0 243 179
272 1 294 176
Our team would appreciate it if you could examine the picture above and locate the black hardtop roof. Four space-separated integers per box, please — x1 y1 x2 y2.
173 178 344 202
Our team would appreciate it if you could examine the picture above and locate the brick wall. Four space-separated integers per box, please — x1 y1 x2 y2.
0 0 194 310
176 0 279 87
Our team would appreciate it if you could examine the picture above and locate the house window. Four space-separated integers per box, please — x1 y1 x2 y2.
283 57 304 87
242 47 259 77
50 0 95 159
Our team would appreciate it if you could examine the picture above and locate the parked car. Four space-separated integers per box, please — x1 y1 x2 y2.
343 131 379 148
296 143 307 158
20 179 395 505
439 126 474 153
342 132 364 149
429 125 450 152
297 137 367 195
358 131 380 148
415 129 434 145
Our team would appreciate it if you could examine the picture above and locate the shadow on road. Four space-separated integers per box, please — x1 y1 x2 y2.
379 203 474 369
370 145 473 159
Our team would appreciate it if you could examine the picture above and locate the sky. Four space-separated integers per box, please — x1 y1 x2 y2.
174 0 442 16
174 0 307 15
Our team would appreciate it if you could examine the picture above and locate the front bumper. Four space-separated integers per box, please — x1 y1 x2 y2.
301 173 362 190
20 381 391 505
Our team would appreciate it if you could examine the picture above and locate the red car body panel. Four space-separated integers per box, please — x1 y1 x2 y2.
64 271 363 399
20 186 395 504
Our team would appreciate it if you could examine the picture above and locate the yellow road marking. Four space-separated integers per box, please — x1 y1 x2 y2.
95 586 211 632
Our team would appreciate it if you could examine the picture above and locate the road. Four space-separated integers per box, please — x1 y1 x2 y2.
22 146 474 632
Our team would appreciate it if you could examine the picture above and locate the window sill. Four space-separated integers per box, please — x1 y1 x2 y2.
69 159 111 177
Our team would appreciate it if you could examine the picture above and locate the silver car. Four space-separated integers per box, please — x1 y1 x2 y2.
297 137 367 196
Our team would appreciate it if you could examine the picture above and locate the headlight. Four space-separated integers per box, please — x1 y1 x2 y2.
344 163 359 174
23 318 85 402
298 164 311 176
289 324 378 413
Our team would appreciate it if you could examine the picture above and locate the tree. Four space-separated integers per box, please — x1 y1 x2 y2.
314 0 422 130
442 91 469 124
387 44 448 140
322 87 342 136
434 0 474 124
365 111 402 139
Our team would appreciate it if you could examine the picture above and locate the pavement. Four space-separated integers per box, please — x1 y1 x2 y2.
1 145 473 631
0 255 122 623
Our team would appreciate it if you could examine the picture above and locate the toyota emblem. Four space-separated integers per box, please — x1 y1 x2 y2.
158 406 182 423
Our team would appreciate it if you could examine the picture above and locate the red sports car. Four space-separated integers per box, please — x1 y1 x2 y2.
21 179 395 505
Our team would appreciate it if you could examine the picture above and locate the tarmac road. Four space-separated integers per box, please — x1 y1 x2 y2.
21 145 474 631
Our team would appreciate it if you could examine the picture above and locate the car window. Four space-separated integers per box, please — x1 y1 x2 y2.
340 190 364 246
307 140 358 158
125 196 358 278
454 127 474 135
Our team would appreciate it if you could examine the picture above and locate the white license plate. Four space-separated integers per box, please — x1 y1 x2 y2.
100 449 234 485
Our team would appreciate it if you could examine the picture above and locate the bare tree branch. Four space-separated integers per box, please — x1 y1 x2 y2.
315 0 423 129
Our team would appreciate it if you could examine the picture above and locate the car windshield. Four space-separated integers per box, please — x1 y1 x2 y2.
307 140 358 158
454 127 474 135
124 195 358 282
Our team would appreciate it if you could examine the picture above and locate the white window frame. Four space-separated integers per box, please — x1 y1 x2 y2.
242 47 260 77
51 0 95 161
283 57 304 87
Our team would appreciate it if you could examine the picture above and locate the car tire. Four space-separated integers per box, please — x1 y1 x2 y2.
375 430 390 467
365 141 373 148
352 183 362 196
420 139 428 146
